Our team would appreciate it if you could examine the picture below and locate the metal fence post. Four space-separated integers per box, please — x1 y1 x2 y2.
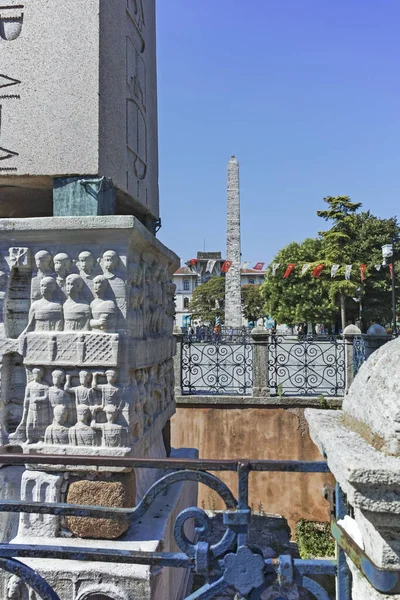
343 324 361 392
173 328 184 397
251 326 270 397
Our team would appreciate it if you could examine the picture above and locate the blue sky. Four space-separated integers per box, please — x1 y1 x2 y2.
156 0 400 267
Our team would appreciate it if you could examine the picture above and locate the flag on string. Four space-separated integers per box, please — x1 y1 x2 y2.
360 264 367 282
271 263 280 276
389 263 393 278
345 265 352 280
185 258 198 273
221 260 232 273
374 264 382 271
283 263 295 278
253 262 265 270
206 259 217 274
312 264 324 278
241 261 249 271
301 263 311 276
331 264 340 278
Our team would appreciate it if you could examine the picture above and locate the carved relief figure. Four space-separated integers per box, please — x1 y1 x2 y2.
22 277 63 333
44 405 69 445
6 575 30 600
63 274 91 331
148 364 162 416
164 279 176 333
92 369 123 413
0 269 8 333
100 250 126 320
158 362 167 413
91 405 128 448
129 263 144 338
53 252 72 297
10 367 51 444
90 275 117 333
126 370 142 441
142 368 152 429
135 368 148 431
65 371 95 409
49 369 68 408
68 404 96 446
76 250 96 299
77 250 95 279
31 250 53 301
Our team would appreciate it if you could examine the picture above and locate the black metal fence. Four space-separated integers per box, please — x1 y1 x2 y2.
268 335 345 397
0 453 352 600
181 337 253 395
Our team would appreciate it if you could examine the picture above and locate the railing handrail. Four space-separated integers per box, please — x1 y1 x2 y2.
0 452 329 472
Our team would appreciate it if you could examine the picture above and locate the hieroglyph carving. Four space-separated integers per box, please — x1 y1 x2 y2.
0 4 24 41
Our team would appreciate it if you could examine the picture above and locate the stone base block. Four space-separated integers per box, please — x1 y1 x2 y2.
66 472 136 539
8 448 198 600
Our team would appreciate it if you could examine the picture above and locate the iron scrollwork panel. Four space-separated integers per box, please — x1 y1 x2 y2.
182 341 253 395
268 335 345 396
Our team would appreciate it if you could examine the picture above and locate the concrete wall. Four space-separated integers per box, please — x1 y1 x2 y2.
171 405 334 534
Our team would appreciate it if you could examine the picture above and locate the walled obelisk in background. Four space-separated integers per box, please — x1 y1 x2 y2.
225 155 242 327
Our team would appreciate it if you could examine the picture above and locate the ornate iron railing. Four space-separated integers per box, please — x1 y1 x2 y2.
0 454 350 600
181 339 253 395
353 335 390 376
268 335 345 397
353 336 366 376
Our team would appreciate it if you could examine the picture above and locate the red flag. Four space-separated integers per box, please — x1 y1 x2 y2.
283 263 295 278
253 262 265 271
389 263 393 278
185 258 198 267
221 260 232 273
312 264 324 278
360 264 367 282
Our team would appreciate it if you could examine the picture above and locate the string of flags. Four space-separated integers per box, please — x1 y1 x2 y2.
266 262 391 282
184 258 392 281
184 259 265 274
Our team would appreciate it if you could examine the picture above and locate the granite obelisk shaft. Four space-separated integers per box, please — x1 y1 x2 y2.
225 155 242 327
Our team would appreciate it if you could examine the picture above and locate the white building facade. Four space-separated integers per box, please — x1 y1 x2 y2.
173 252 266 328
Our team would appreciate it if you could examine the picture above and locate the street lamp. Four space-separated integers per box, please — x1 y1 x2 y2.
382 241 397 336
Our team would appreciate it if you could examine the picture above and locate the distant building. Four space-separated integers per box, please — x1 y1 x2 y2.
173 251 265 327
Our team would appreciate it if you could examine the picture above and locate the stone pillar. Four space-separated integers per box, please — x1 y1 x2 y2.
225 155 242 328
305 336 400 599
251 326 270 397
343 323 361 392
0 2 197 597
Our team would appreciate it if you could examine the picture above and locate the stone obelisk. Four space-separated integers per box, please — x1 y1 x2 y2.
225 155 242 327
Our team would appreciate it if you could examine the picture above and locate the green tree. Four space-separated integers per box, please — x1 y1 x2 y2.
261 237 337 327
349 211 399 327
189 277 225 324
241 284 265 323
261 208 400 330
317 196 362 330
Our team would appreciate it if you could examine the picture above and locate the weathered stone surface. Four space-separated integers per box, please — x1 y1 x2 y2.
343 336 400 455
0 0 159 221
66 474 135 539
225 156 242 328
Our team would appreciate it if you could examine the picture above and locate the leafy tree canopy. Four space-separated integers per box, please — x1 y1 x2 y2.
241 284 265 323
261 205 400 329
189 277 225 324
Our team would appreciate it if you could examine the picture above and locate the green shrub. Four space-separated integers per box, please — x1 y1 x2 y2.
296 519 335 559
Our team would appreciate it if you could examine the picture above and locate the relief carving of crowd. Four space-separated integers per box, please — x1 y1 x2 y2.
9 360 175 449
0 247 177 449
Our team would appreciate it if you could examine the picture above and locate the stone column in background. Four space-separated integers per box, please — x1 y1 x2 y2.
225 155 242 328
